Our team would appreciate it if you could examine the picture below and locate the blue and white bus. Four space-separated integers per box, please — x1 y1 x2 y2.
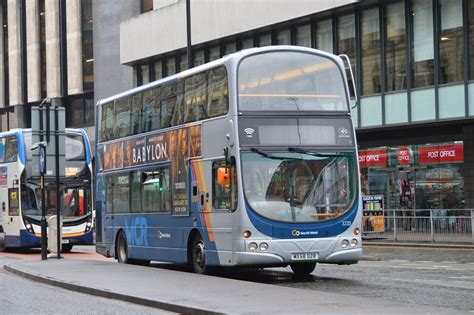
95 46 362 275
0 128 94 252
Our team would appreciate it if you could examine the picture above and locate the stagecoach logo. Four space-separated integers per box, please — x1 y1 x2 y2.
291 230 319 237
338 127 350 138
157 230 171 239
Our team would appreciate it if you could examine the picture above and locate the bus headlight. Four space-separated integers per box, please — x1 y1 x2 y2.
85 221 93 232
25 223 34 234
248 242 258 251
341 239 350 249
351 239 358 247
259 242 269 251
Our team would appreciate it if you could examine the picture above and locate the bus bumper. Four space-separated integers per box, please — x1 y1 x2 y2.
233 251 286 266
321 248 362 264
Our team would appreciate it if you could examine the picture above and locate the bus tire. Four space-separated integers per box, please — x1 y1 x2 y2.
290 262 316 276
191 234 207 274
116 231 129 264
61 244 73 253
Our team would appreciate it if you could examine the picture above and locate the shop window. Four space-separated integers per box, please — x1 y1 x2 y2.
385 1 407 92
212 159 237 210
411 0 434 88
438 0 464 84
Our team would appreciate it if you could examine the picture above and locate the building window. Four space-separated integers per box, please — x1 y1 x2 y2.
141 0 153 13
66 93 95 127
154 61 163 80
276 29 291 45
385 1 407 92
224 42 236 55
141 64 150 85
241 38 254 50
337 14 356 96
439 0 464 84
194 50 205 66
82 0 93 92
179 55 188 71
470 0 474 79
412 0 434 88
296 24 311 47
361 8 381 95
208 46 220 61
316 19 333 53
258 33 272 47
166 57 176 76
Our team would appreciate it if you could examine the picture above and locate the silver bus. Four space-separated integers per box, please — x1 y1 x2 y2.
95 46 362 275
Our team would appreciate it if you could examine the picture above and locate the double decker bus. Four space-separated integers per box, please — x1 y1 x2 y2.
95 46 361 275
0 128 94 252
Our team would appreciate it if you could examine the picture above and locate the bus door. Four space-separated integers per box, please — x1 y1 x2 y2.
104 176 114 246
190 160 211 214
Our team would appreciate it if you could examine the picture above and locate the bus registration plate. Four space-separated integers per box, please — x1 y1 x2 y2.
291 252 318 261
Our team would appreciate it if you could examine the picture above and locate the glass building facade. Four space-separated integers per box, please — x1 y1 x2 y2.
131 0 474 214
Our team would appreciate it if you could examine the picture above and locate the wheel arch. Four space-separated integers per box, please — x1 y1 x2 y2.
114 228 126 259
186 228 202 264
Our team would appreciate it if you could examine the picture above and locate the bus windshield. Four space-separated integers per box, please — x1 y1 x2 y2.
241 150 357 223
21 183 90 220
238 51 348 112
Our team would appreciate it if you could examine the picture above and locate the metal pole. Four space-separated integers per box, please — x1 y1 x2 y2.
430 209 435 243
39 105 47 261
186 0 193 69
393 209 397 242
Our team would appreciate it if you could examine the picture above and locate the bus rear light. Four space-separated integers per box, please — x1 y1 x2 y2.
248 242 258 251
354 228 360 236
243 230 251 238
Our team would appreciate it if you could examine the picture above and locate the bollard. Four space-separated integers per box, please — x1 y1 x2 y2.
48 215 63 257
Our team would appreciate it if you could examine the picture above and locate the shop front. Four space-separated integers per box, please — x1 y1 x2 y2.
359 142 465 232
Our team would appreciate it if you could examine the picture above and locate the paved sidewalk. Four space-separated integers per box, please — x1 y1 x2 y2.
4 259 469 314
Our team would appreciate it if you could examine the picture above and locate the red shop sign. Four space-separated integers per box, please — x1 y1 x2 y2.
418 144 464 164
397 147 412 165
359 149 387 167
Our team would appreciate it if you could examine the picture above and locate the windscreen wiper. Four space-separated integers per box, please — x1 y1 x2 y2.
288 147 351 157
250 147 300 160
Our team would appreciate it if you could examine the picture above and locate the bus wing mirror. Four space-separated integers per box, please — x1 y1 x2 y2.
217 168 230 186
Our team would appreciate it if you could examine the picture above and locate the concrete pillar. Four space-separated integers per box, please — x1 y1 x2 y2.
66 0 82 95
7 0 21 106
26 0 41 103
45 0 60 98
0 6 5 107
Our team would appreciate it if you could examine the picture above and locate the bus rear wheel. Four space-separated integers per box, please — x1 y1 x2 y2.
191 234 207 274
116 231 129 264
61 244 73 253
290 262 316 276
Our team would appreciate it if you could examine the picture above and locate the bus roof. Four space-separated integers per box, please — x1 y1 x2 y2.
96 46 344 107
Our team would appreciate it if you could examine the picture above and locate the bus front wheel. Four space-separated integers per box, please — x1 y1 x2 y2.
191 234 207 274
290 262 316 276
116 231 129 264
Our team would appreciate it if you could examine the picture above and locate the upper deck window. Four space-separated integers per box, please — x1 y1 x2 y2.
238 51 348 112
